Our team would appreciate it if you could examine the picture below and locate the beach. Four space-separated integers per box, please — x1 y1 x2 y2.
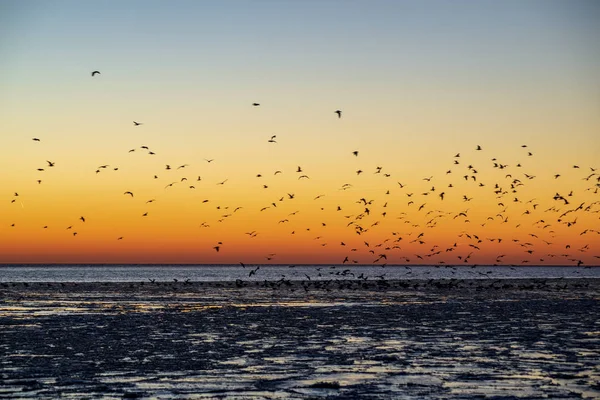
1 278 599 399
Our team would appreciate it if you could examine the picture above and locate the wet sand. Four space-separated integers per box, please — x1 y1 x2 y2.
1 279 599 399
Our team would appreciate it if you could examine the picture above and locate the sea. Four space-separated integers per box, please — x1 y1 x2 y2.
0 264 598 282
2 264 599 399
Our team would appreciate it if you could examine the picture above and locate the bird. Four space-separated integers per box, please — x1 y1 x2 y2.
133 121 142 126
476 145 482 150
91 71 100 76
252 103 260 106
32 138 41 142
124 191 134 197
335 110 342 118
352 151 359 157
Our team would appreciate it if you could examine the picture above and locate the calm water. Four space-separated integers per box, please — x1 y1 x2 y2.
0 264 598 282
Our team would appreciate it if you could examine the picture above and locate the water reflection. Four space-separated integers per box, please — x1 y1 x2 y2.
1 285 598 399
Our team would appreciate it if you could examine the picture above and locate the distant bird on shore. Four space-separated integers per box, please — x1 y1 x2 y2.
91 70 100 76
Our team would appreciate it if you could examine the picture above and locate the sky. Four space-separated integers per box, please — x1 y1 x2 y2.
0 0 599 265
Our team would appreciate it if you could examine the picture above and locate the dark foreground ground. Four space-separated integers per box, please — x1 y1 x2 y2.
1 279 599 399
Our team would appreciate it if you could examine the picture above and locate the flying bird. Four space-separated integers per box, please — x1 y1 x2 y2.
335 110 342 118
91 71 100 76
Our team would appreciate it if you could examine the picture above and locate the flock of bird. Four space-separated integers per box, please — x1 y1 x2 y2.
4 70 600 276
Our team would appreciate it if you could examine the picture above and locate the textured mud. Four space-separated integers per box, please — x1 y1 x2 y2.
1 279 599 399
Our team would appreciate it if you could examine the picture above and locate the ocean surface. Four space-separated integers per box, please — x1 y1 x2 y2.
0 264 598 282
2 265 599 399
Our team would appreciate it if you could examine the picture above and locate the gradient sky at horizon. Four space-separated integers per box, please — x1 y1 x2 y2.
1 1 599 264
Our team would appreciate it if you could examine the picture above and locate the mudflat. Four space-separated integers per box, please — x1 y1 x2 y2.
1 279 599 399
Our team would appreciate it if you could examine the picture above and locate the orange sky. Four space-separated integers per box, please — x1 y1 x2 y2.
1 2 599 265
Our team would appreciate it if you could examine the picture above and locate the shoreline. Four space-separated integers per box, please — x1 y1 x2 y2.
2 277 599 295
